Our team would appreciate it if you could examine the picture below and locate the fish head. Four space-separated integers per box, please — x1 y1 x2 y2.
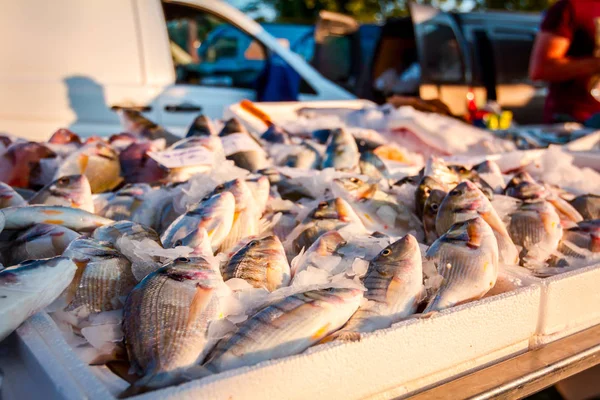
219 117 247 136
311 231 346 256
423 188 446 219
244 235 286 258
48 129 82 145
416 176 447 216
86 142 118 161
333 177 376 200
442 181 487 213
196 191 236 227
211 179 253 212
474 160 501 175
310 199 338 220
162 256 220 287
119 141 167 184
261 124 289 144
505 172 546 201
187 114 215 137
372 234 420 265
46 174 91 203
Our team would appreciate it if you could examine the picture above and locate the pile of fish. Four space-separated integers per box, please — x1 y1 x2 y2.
0 108 599 396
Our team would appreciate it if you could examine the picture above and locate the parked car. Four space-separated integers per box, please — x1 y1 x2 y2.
0 0 353 139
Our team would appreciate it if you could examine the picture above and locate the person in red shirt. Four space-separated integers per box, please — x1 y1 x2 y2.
529 0 600 123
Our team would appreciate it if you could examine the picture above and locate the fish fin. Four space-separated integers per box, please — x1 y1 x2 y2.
479 209 510 239
547 195 583 223
78 154 89 173
319 330 361 344
186 285 214 330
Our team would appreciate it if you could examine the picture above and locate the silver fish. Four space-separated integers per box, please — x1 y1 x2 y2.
321 128 359 171
173 227 213 258
423 189 446 245
0 182 26 209
186 114 216 137
359 151 390 182
98 184 151 221
423 157 460 188
219 118 267 172
63 238 135 313
9 224 80 266
425 217 499 312
92 220 161 247
291 231 346 278
123 257 222 393
0 205 113 234
222 235 290 291
509 200 562 269
415 176 448 219
436 181 518 265
161 192 235 252
325 234 423 341
0 257 76 341
245 175 270 216
204 287 362 373
284 141 322 170
28 175 94 212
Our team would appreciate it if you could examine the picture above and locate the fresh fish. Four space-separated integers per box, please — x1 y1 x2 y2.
473 160 504 193
118 109 180 146
359 152 391 182
203 287 362 373
219 118 267 172
423 157 460 188
172 228 213 258
63 238 135 313
98 184 150 221
0 182 26 209
123 257 222 392
509 201 563 269
415 176 448 219
0 257 76 341
261 124 290 144
92 220 161 247
0 142 56 188
209 179 260 253
505 172 583 224
290 198 363 254
245 175 270 216
325 235 423 341
334 177 379 200
9 224 80 266
449 165 494 200
28 175 94 213
119 141 167 184
48 128 82 145
436 181 518 264
223 235 290 291
425 217 499 312
291 231 346 278
0 205 113 234
570 195 600 220
423 189 446 245
161 192 235 252
321 128 359 171
394 175 420 187
186 114 216 137
284 141 322 170
54 142 122 193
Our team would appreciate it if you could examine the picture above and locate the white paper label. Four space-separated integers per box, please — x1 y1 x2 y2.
221 133 264 156
147 147 214 169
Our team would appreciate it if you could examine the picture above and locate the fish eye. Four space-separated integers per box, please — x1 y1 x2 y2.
431 203 439 211
175 257 190 263
215 184 225 191
382 248 391 256
450 189 462 196
248 240 258 247
57 177 69 185
318 201 328 209
423 187 430 194
349 177 361 184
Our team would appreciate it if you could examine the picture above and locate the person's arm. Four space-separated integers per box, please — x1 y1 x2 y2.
529 32 600 82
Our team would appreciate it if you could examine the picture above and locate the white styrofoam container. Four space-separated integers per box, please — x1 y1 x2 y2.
534 264 600 345
14 278 541 400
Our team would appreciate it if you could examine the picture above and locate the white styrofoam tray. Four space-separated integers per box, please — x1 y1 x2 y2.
14 275 541 400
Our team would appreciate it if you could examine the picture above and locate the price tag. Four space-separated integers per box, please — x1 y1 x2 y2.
148 147 214 169
221 133 264 156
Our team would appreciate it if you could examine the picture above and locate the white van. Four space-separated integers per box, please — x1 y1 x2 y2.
0 0 353 140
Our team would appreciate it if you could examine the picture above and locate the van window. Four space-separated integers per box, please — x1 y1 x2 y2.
489 29 536 84
163 3 267 89
418 22 464 83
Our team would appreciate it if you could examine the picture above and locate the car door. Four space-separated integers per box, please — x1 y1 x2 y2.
409 3 473 116
155 3 260 135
